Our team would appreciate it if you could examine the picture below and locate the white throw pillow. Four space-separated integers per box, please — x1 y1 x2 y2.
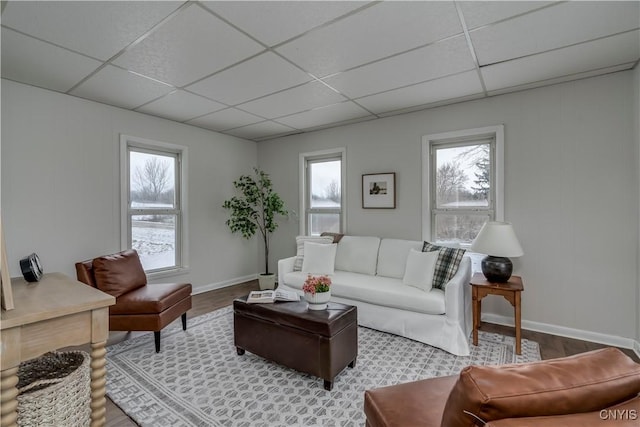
403 249 439 291
301 242 337 275
293 235 334 271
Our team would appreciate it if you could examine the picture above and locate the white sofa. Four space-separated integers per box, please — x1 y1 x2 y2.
277 236 473 356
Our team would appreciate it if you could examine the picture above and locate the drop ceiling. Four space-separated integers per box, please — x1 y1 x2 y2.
2 1 639 142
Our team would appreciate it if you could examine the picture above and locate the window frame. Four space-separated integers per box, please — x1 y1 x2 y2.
422 125 504 246
120 134 189 278
299 148 346 236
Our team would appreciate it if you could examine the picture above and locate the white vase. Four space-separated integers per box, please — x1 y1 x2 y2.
258 274 276 290
304 290 331 310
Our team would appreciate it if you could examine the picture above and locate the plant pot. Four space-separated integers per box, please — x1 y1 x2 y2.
304 290 331 310
258 274 276 290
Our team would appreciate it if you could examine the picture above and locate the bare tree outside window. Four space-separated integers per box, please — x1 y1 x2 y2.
325 180 341 203
436 162 467 205
133 157 171 203
433 142 492 243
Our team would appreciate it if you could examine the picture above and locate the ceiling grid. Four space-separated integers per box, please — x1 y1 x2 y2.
1 0 638 141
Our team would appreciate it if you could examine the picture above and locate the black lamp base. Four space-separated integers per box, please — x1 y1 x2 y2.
481 256 512 283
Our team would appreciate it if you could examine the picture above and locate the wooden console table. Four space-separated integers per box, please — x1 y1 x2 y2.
470 273 523 355
1 273 114 427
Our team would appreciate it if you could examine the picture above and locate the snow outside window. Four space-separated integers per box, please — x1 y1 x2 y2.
121 135 187 274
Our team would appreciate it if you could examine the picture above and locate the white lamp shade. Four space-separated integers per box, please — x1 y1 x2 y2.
471 221 524 257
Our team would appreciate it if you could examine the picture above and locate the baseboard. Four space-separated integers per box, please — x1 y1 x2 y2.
193 274 257 295
482 312 638 351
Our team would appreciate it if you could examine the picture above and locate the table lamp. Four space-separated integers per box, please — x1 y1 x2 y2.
470 221 523 282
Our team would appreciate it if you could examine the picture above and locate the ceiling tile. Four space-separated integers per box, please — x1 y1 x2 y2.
487 63 636 97
3 1 638 141
202 1 366 47
276 101 372 130
481 30 640 91
471 1 640 66
1 28 102 92
136 90 226 122
276 1 462 77
458 1 557 30
70 65 174 109
113 4 264 87
323 36 474 99
237 82 346 119
186 52 312 105
225 121 296 140
186 108 264 131
357 71 483 114
1 1 182 60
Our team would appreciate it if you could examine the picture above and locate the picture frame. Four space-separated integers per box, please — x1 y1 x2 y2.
362 172 396 209
1 215 14 310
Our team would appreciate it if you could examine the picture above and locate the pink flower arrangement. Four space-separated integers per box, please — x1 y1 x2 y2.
302 274 331 295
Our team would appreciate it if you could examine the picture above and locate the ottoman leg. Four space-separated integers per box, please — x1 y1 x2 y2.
154 331 161 353
349 358 357 368
236 347 245 356
324 379 333 391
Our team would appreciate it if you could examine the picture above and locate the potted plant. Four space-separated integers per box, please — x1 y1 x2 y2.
302 274 332 310
223 168 288 290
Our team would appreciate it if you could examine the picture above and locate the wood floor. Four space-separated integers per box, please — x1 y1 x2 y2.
104 280 638 427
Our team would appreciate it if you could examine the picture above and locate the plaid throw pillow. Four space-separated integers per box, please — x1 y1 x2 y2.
422 242 466 290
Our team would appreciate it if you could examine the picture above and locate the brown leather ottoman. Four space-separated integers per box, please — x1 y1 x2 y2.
233 296 358 390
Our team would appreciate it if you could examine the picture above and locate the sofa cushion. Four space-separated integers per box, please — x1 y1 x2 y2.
301 242 337 274
110 282 192 315
92 249 147 297
403 249 438 290
442 347 640 427
376 239 423 279
284 270 445 315
293 235 334 271
422 242 466 290
335 236 381 275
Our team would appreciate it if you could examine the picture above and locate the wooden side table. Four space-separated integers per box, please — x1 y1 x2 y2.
1 273 114 427
470 273 523 355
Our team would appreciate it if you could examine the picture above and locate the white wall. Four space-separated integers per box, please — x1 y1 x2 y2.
635 64 640 345
259 71 638 343
1 80 258 292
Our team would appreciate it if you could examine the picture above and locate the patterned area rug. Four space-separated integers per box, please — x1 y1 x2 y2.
107 306 540 427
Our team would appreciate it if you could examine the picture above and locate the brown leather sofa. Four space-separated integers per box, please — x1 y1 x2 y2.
76 249 192 352
364 347 640 427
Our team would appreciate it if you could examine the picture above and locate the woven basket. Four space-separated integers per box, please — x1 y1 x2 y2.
17 351 91 427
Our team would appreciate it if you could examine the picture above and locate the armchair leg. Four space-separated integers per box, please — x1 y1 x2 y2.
182 313 187 331
154 331 160 353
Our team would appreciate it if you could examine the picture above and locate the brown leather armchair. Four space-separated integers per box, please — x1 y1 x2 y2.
364 347 640 427
75 249 192 353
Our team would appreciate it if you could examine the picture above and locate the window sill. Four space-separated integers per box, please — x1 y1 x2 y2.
147 267 190 281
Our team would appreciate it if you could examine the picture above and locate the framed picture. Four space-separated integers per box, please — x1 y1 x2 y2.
362 173 396 209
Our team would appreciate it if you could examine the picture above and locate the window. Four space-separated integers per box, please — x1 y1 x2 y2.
422 126 504 245
300 148 346 236
120 135 188 274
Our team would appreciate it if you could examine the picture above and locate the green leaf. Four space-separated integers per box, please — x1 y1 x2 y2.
222 168 289 274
